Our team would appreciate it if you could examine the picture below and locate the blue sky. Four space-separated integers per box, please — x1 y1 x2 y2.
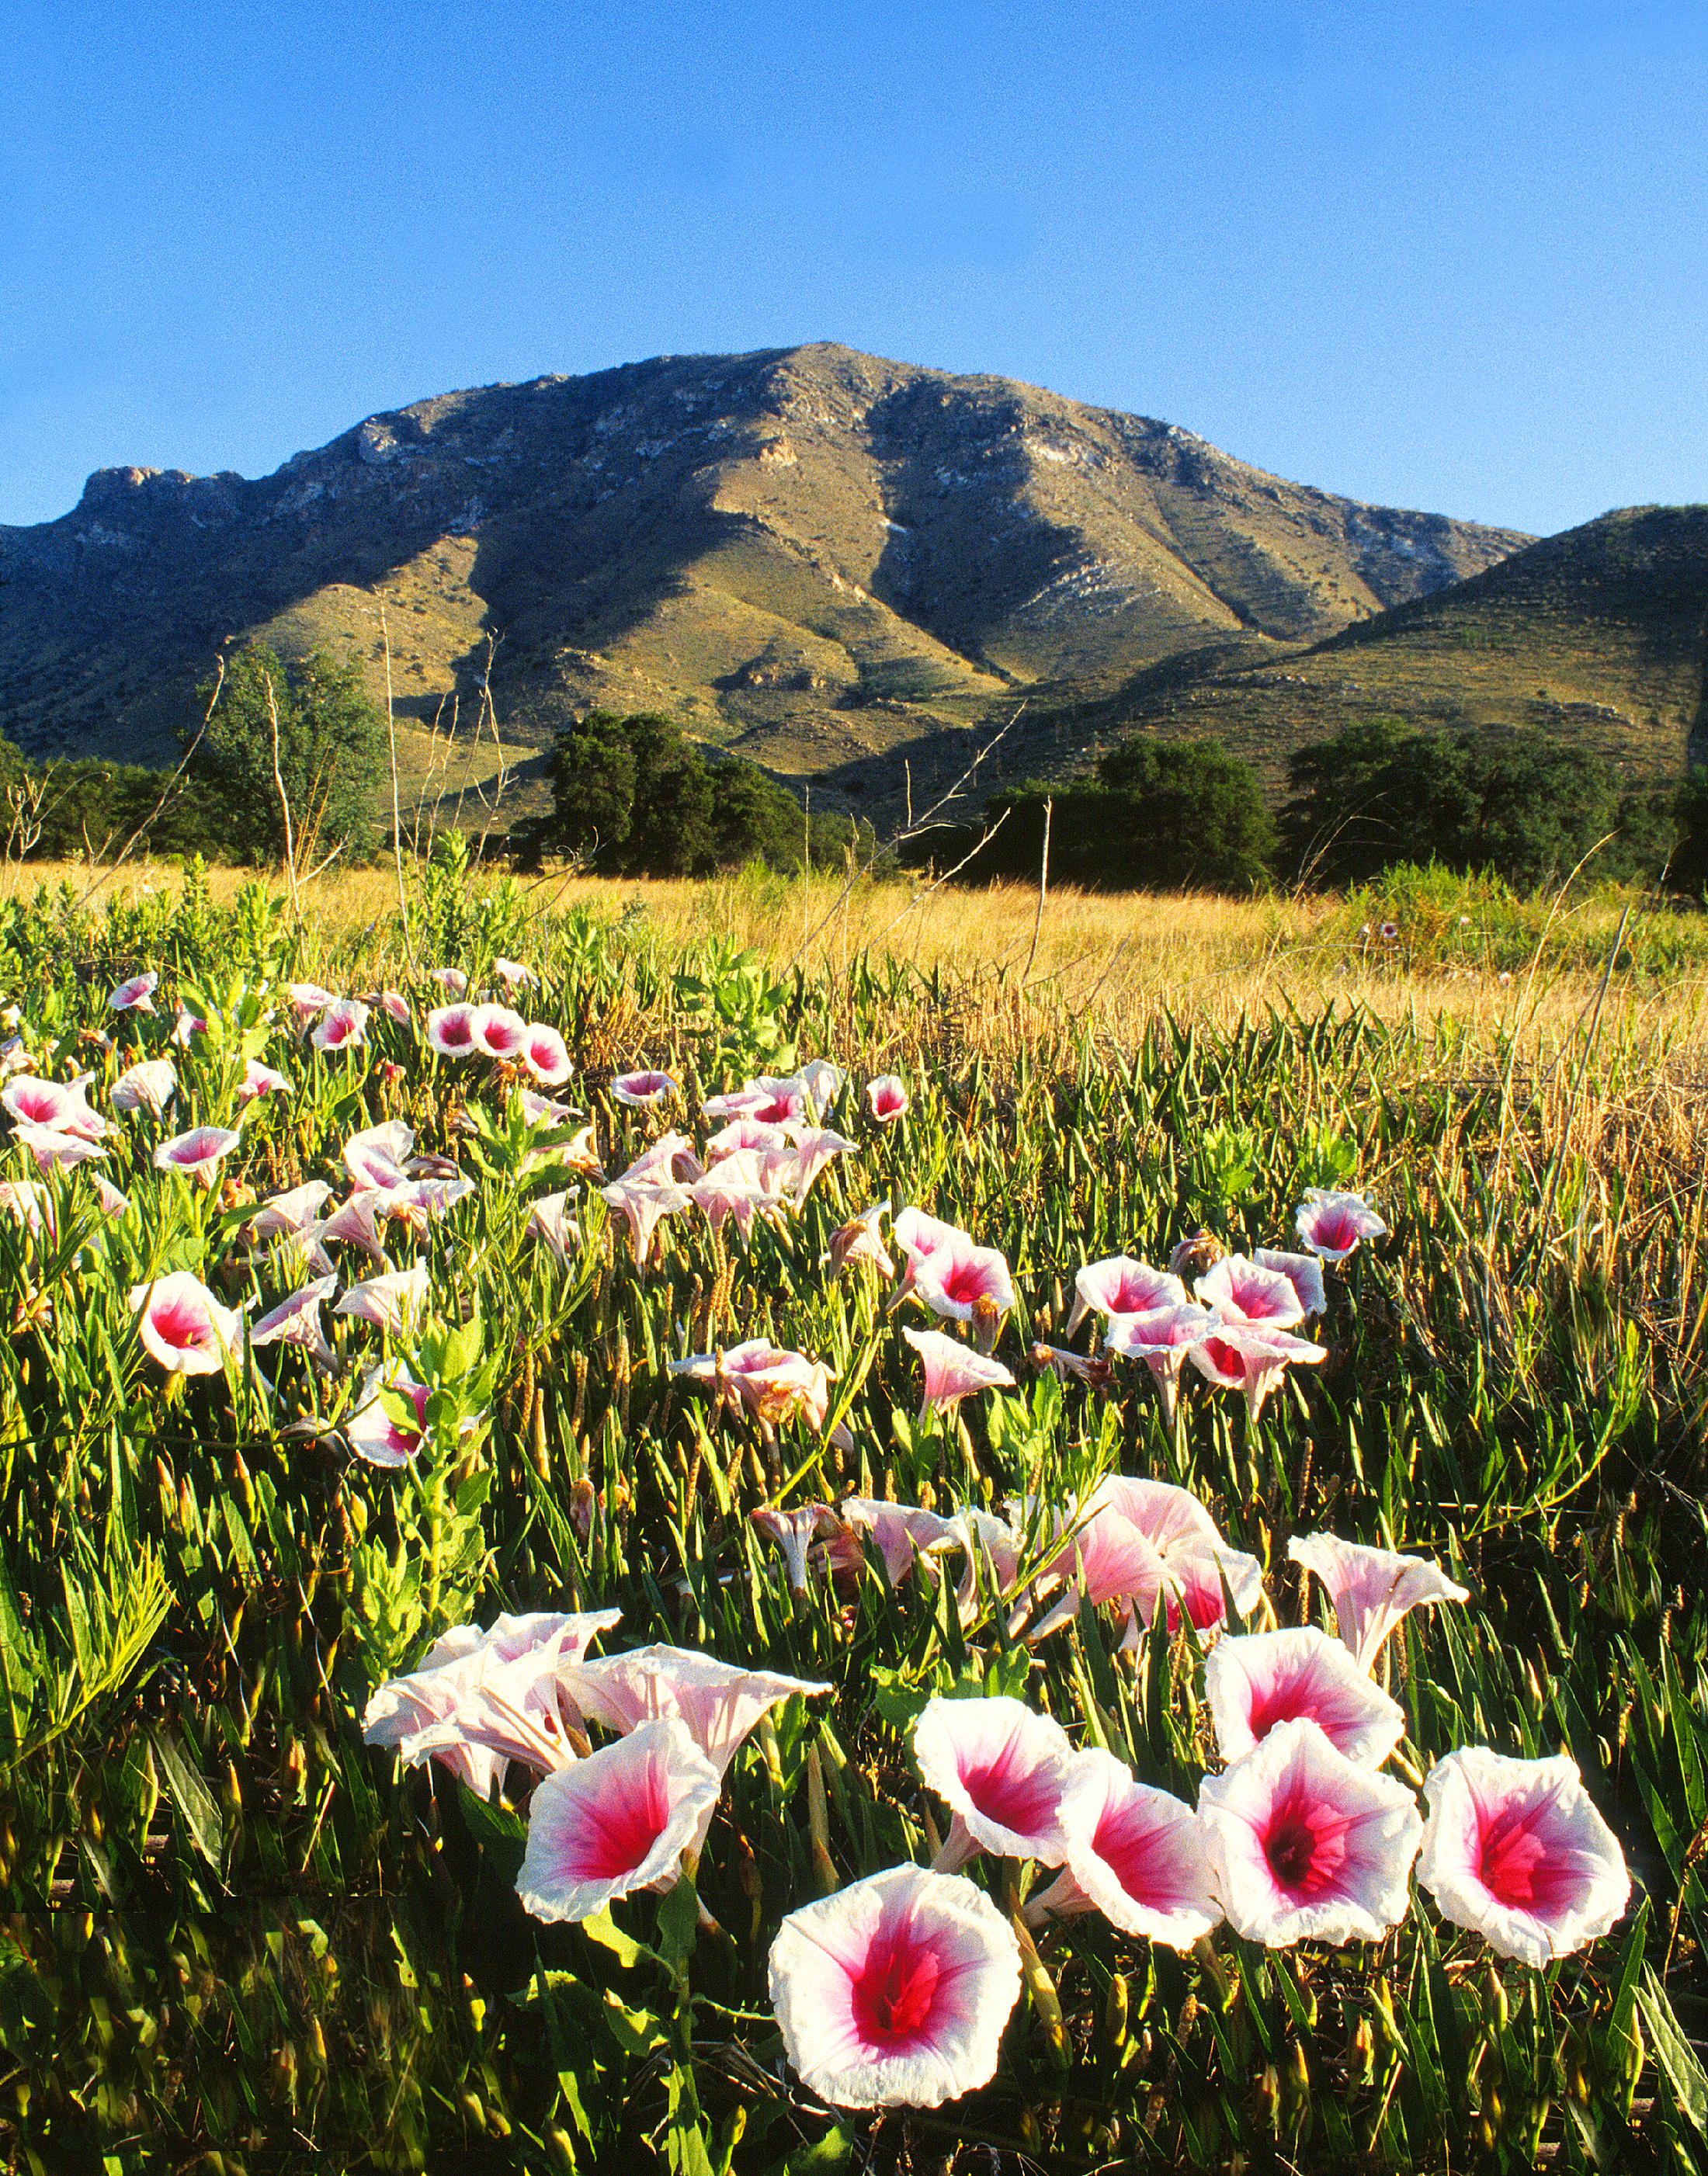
2 1 1703 535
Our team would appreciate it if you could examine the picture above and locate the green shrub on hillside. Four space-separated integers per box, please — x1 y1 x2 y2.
1280 717 1672 889
189 643 386 869
907 736 1275 893
521 709 873 876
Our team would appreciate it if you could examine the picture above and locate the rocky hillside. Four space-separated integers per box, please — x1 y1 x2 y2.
0 344 1528 814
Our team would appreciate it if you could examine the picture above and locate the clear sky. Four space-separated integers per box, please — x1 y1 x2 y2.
3 1 1703 536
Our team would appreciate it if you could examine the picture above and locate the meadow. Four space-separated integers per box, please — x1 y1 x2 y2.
0 845 1706 2174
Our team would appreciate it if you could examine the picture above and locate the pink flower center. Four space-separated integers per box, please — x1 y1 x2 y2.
153 1300 211 1352
1261 1781 1352 1898
852 1927 942 2046
1245 1664 1314 1741
439 1017 474 1048
565 1768 669 1882
960 1754 1060 1839
936 1258 998 1305
1311 1211 1360 1253
1477 1797 1579 1911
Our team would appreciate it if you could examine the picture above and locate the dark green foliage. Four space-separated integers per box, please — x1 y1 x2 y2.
0 752 217 863
908 737 1275 893
530 709 877 876
189 644 385 867
1280 717 1671 889
1665 765 1708 900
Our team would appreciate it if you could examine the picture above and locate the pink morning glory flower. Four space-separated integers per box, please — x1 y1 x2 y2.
697 1086 774 1121
1203 1628 1408 1769
248 1275 339 1366
769 1864 1021 2110
311 998 369 1054
249 1182 333 1241
151 1125 241 1189
751 1502 838 1595
1295 1188 1388 1263
345 1360 431 1466
778 1123 859 1205
0 1179 54 1235
366 987 412 1026
669 1339 836 1442
1416 1746 1630 1967
491 957 537 992
12 1120 106 1175
1253 1245 1328 1321
335 1262 429 1334
892 1207 975 1298
129 1269 241 1376
1064 1256 1186 1339
2 1074 107 1140
822 1201 896 1279
1026 1747 1221 1949
1028 1475 1262 1645
470 1003 529 1060
797 1058 846 1116
1196 1716 1422 1948
610 1067 678 1109
1288 1532 1470 1673
342 1119 415 1191
552 1644 831 1780
835 1498 962 1591
902 1326 1015 1418
384 1176 475 1236
522 1022 572 1086
363 1608 620 1799
1196 1253 1306 1329
517 1720 724 1924
108 971 158 1013
425 1003 480 1058
286 981 335 1026
168 1006 207 1050
319 1189 394 1266
92 1175 130 1218
1102 1302 1219 1427
109 1058 177 1118
689 1164 789 1244
1189 1314 1328 1423
705 1117 791 1160
238 1057 292 1105
908 1234 1016 1354
913 1693 1085 1871
526 1191 581 1265
519 1086 577 1130
598 1175 688 1260
866 1073 909 1124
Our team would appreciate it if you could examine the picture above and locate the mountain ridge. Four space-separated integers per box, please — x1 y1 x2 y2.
0 343 1531 816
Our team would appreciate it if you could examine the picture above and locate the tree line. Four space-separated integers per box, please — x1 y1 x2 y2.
2 642 1706 898
908 716 1703 897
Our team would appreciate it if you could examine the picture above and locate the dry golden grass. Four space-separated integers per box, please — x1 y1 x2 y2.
12 852 1705 1076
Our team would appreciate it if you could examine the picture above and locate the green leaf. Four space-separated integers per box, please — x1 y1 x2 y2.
581 1905 656 1971
150 1728 225 1876
1637 1967 1708 2136
656 1869 700 1973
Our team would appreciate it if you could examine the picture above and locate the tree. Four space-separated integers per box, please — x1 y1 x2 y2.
189 645 385 868
1278 718 1655 890
932 737 1275 894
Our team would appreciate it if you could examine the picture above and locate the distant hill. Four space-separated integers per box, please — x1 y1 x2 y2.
0 344 1529 823
990 503 1707 810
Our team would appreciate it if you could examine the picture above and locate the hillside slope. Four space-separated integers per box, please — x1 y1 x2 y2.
991 504 1708 807
0 345 1526 813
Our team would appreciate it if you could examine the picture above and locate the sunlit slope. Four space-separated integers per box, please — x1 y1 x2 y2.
0 345 1524 807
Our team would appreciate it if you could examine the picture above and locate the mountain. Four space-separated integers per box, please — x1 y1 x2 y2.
0 344 1529 820
1016 502 1708 807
